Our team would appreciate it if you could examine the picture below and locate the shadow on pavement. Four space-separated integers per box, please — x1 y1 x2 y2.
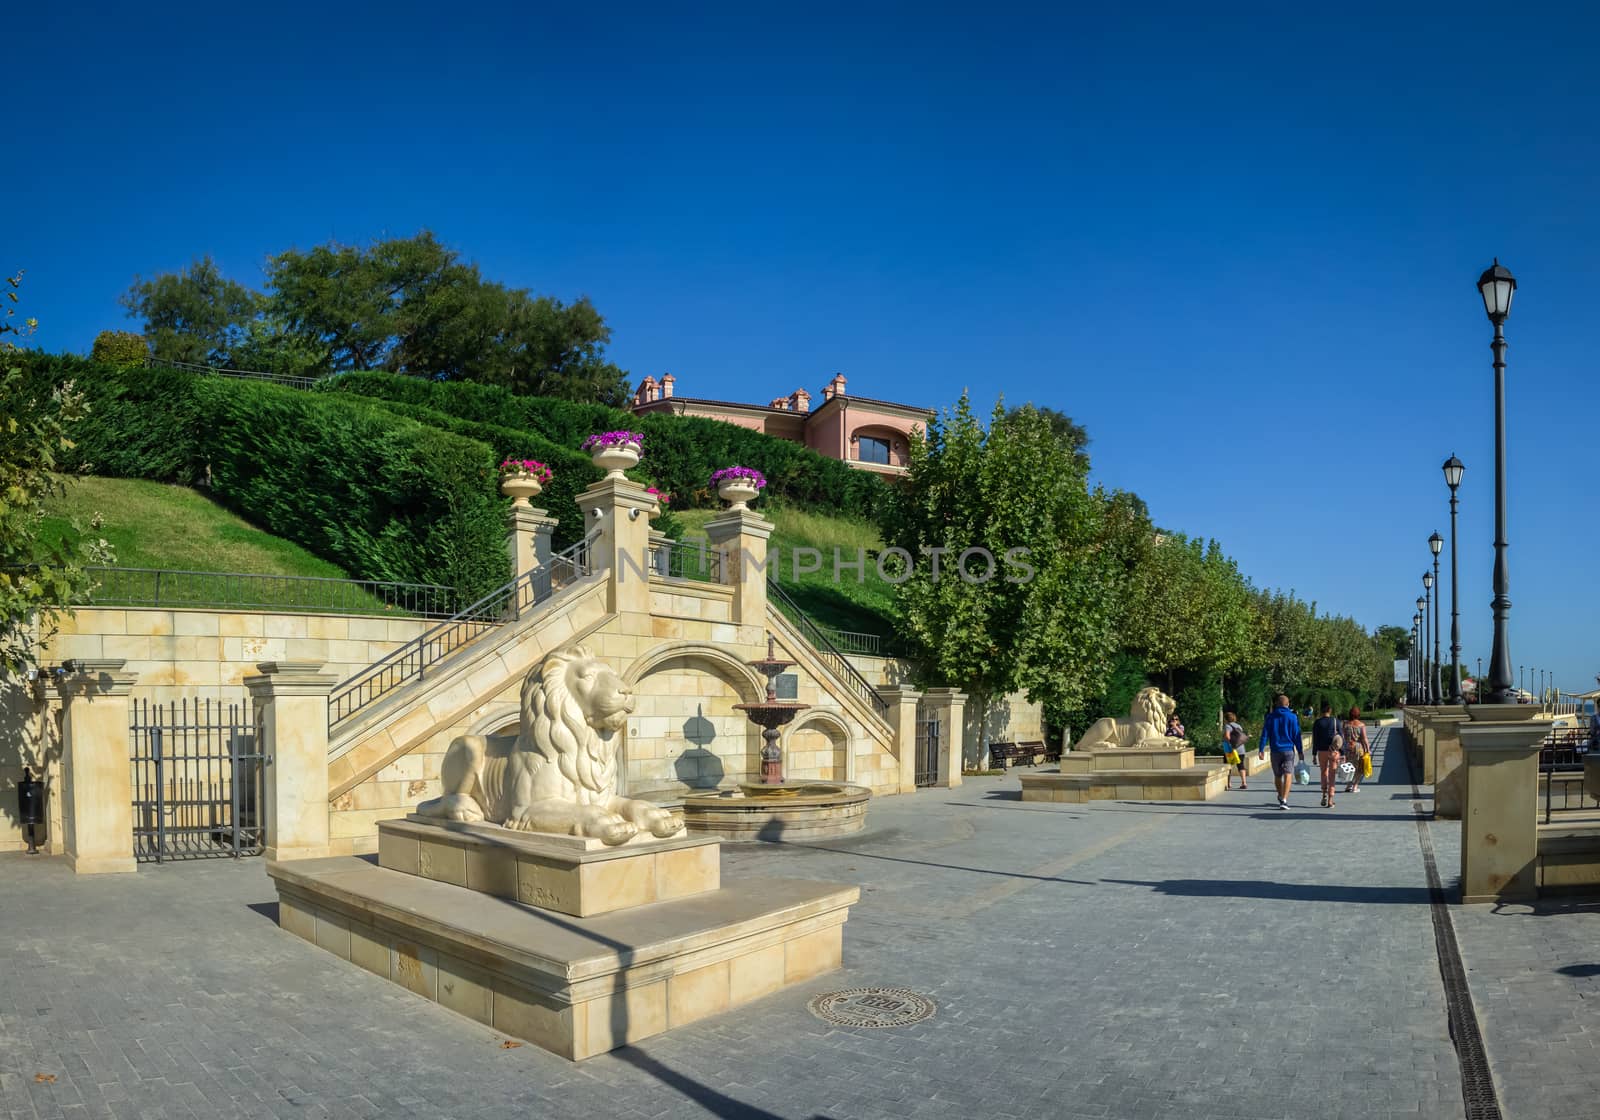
1103 877 1432 905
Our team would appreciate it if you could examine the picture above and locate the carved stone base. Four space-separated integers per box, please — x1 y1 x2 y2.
1019 748 1229 803
377 817 718 918
268 856 856 1060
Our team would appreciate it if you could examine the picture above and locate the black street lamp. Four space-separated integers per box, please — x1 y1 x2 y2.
1422 573 1436 704
1411 612 1422 703
1417 591 1430 703
1478 259 1517 703
1429 531 1444 704
1443 455 1465 703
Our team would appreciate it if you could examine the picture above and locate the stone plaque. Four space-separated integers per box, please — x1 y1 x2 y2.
775 673 799 700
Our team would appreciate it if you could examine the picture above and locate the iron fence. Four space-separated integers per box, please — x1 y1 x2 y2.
914 707 941 787
649 538 723 583
817 628 883 657
77 566 458 617
151 357 329 391
766 578 890 719
130 697 264 862
1540 726 1599 822
327 533 595 733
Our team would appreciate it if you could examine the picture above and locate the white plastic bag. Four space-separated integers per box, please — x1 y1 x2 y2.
1294 761 1312 785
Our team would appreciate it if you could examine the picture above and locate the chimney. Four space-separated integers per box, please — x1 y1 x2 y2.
661 372 675 399
830 372 847 398
635 375 658 405
792 388 811 413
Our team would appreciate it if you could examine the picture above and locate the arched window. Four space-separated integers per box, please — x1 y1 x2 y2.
857 434 892 465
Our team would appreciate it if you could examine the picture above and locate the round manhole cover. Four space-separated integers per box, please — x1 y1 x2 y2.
807 987 936 1028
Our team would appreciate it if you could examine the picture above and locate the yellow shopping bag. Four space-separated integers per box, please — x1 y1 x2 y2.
1224 748 1240 765
1360 753 1373 779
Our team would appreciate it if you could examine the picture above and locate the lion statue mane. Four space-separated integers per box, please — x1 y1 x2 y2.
1070 686 1183 751
416 644 682 845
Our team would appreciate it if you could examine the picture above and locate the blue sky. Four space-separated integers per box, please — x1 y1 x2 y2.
14 1 1599 695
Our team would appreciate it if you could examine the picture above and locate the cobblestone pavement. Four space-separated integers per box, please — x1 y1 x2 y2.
1 729 1467 1120
1429 815 1600 1119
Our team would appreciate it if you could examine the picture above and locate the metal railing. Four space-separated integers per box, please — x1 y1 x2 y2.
766 577 890 719
817 627 883 657
649 538 722 584
150 357 331 391
328 533 595 733
1540 726 1599 822
73 566 458 617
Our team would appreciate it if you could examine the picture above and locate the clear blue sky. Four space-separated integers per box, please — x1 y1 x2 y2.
14 1 1599 696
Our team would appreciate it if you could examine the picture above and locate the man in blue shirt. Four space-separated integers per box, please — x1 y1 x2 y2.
1258 693 1304 810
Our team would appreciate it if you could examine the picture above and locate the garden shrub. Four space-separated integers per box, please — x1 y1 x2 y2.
1172 665 1224 748
89 330 149 368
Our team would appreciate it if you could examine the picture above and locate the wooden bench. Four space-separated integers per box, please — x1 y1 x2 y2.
988 741 1022 769
990 740 1049 769
1018 740 1047 766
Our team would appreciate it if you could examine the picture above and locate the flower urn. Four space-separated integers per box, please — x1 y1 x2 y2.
500 475 543 507
591 442 641 480
717 479 761 510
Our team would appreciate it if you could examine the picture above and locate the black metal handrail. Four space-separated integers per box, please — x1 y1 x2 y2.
66 566 458 617
817 627 883 657
766 577 890 719
649 538 722 584
328 533 595 734
150 357 329 391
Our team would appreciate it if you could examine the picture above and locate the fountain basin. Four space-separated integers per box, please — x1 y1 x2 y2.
645 782 871 842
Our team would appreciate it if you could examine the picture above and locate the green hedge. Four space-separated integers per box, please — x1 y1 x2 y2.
320 372 891 518
22 356 507 602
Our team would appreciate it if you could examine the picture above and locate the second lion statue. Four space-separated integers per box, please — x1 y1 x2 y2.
1070 686 1185 751
416 644 683 845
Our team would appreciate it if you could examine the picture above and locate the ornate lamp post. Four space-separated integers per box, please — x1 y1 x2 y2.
1417 592 1430 703
1427 576 1440 700
1478 259 1517 703
1443 455 1465 702
1429 532 1444 704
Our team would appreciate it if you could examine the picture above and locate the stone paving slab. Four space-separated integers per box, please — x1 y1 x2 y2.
1 728 1462 1119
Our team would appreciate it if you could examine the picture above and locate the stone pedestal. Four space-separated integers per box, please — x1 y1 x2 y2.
877 686 924 794
245 661 341 862
1459 705 1551 904
269 818 856 1060
704 509 773 627
54 659 139 874
1429 713 1471 819
580 477 660 617
1019 744 1228 803
920 688 968 788
506 505 557 578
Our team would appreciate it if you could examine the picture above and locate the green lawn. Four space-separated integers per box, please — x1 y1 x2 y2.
674 504 898 640
36 477 437 615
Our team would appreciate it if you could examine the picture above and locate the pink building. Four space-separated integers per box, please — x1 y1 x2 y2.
628 372 930 477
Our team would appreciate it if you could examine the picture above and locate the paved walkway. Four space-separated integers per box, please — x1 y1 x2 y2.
0 728 1509 1119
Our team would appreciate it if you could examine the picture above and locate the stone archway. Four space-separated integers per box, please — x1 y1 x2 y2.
783 709 853 783
622 641 766 795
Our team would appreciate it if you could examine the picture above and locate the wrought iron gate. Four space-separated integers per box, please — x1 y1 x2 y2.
129 698 264 862
914 708 941 788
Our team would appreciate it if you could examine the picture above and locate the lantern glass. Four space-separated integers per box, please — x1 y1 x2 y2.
1429 531 1443 556
1443 454 1464 489
1423 571 1433 589
1477 260 1516 321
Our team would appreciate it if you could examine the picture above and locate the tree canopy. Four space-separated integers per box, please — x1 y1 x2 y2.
121 233 632 405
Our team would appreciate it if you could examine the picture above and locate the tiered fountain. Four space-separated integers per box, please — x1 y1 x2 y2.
673 634 871 839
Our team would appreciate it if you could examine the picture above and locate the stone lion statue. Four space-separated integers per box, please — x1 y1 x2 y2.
1071 687 1183 751
416 645 683 845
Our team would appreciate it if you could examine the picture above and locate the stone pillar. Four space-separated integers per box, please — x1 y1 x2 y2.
579 477 659 617
1459 707 1552 904
705 509 774 629
920 688 968 788
245 661 341 863
1429 712 1471 819
55 659 140 874
505 504 557 577
877 685 924 794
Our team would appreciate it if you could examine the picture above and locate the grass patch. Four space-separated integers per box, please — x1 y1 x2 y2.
674 504 898 639
36 477 440 615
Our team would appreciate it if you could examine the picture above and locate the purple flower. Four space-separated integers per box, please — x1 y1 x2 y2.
581 430 645 452
499 458 552 483
710 466 767 490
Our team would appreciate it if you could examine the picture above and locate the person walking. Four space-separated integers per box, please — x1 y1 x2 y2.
1258 694 1304 810
1223 709 1248 790
1311 702 1343 808
1342 707 1372 793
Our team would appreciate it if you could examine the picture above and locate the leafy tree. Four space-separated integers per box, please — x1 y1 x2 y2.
121 255 259 366
89 330 148 367
888 394 1118 747
1003 403 1090 464
1 273 113 674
